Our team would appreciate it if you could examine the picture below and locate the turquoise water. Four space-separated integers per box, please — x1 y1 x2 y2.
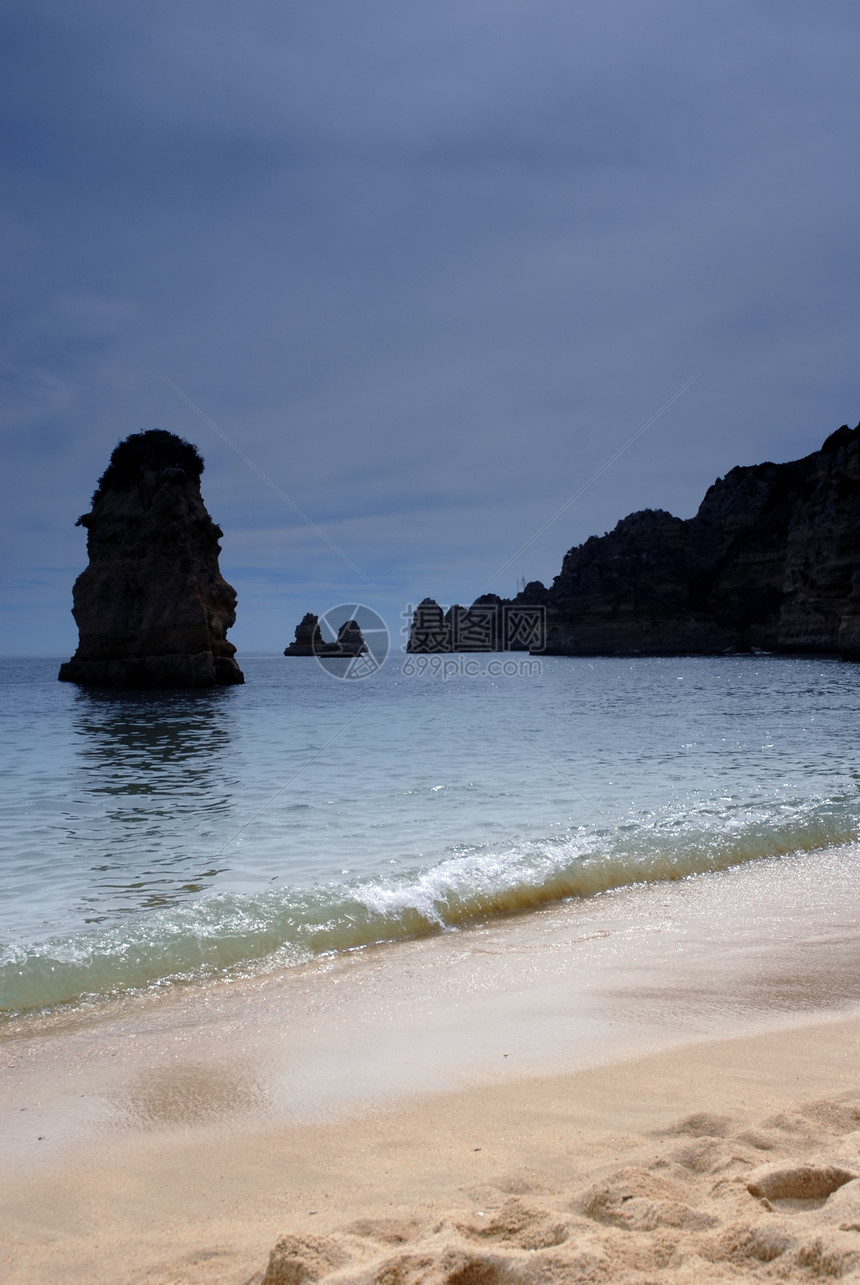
2 654 859 1015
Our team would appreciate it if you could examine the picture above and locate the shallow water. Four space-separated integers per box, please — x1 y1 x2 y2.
2 653 859 1014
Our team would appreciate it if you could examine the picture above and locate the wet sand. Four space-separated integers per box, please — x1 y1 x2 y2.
2 845 860 1282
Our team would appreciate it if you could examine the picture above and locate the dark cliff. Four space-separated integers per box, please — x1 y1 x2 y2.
59 429 244 687
408 422 860 660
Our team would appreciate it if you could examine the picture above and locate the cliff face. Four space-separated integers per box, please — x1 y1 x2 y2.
541 422 860 657
59 430 244 687
407 422 860 660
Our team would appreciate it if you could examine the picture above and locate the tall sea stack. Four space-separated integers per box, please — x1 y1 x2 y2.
59 429 244 688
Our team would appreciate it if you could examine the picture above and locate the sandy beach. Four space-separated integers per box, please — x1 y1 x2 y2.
3 846 860 1283
7 1 860 1279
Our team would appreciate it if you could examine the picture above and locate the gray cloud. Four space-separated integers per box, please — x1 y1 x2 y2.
3 0 859 654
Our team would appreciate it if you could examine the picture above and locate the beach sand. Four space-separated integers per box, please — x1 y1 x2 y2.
3 846 860 1282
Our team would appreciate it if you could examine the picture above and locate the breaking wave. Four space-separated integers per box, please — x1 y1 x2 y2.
2 795 856 1016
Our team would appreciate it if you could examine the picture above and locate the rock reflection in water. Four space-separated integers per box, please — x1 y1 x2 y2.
69 688 236 918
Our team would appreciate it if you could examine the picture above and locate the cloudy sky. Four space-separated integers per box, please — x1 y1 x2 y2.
3 0 859 657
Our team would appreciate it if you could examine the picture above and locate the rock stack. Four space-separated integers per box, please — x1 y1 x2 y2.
284 614 324 656
331 620 368 656
284 614 369 657
59 429 244 687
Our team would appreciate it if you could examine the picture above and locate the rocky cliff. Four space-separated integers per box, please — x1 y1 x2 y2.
408 422 860 660
59 429 244 687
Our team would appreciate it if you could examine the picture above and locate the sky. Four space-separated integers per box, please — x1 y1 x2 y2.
3 0 860 657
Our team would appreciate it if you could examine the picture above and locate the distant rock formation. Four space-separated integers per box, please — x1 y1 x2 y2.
331 620 368 656
284 614 369 657
407 594 534 652
284 613 324 656
407 599 450 652
59 429 244 687
407 422 860 660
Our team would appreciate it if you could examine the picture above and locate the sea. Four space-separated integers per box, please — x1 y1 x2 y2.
2 652 860 1021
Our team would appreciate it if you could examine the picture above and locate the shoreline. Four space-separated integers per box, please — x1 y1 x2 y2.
3 844 860 1281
